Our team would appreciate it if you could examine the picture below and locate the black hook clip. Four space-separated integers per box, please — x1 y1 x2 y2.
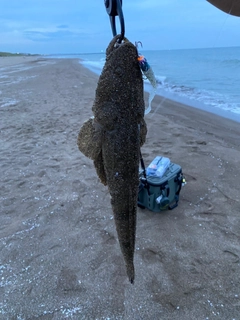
104 0 125 43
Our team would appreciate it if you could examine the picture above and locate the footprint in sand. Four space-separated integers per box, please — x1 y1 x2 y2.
100 229 117 245
57 267 86 294
141 247 164 264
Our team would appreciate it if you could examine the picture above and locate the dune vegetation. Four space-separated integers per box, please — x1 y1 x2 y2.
0 52 39 57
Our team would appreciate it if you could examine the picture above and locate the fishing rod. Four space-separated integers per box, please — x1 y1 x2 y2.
207 0 240 17
104 0 125 43
104 1 240 46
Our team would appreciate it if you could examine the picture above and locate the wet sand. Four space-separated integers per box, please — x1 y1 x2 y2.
0 58 240 319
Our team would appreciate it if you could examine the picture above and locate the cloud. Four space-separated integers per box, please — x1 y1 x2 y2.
22 25 101 44
57 25 69 29
24 30 74 41
1 1 240 54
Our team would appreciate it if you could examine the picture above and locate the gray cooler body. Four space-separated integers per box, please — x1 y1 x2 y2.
138 162 183 212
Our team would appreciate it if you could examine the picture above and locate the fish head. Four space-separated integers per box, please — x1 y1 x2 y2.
93 35 145 129
105 35 140 76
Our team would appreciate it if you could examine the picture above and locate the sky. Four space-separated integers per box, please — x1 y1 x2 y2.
0 0 239 54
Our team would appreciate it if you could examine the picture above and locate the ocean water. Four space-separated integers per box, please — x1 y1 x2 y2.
49 46 240 120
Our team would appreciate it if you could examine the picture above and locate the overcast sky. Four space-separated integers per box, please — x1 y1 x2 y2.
0 0 239 54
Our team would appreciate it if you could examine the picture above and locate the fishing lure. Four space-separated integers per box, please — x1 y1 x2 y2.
137 48 157 115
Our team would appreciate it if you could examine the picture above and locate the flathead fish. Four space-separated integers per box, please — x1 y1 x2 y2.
77 35 147 283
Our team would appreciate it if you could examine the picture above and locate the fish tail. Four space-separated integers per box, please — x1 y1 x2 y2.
113 199 137 284
127 261 135 284
118 237 135 284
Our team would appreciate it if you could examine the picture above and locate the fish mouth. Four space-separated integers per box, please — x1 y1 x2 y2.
106 35 131 56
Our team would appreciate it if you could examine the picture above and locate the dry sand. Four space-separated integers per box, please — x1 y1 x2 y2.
0 57 240 319
0 56 42 67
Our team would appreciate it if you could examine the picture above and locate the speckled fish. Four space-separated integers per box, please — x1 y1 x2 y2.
77 35 147 283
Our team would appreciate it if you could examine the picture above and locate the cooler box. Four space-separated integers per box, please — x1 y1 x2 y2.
138 161 183 212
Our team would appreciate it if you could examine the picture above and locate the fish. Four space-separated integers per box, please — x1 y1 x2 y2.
77 35 147 283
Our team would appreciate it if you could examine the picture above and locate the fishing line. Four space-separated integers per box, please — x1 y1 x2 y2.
210 11 230 49
143 5 231 132
134 41 169 136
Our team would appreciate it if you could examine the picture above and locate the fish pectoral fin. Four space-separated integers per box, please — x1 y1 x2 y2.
93 150 107 186
78 118 107 185
77 117 102 160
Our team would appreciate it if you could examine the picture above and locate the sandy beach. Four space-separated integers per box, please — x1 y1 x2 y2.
0 56 42 67
0 57 240 319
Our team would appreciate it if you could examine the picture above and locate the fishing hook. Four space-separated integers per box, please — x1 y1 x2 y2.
104 0 125 43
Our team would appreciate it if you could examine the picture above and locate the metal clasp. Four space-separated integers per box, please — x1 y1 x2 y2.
104 0 125 43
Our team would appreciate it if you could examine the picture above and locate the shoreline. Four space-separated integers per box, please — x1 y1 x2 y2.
1 55 239 147
78 59 240 124
153 87 240 124
4 54 237 124
150 94 240 147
